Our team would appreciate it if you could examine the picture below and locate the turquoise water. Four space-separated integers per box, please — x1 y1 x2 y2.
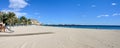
44 25 120 30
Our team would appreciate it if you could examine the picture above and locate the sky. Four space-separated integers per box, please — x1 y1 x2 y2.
0 0 120 25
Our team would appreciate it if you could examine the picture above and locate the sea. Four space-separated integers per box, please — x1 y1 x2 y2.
43 25 120 30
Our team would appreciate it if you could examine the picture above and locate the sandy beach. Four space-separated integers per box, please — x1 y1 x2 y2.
0 25 120 48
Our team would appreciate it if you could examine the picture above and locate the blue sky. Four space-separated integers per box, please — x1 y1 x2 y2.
0 0 120 25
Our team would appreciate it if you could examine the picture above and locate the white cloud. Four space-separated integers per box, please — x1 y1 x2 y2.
97 16 101 18
0 0 29 17
97 14 109 18
1 9 27 17
91 5 96 7
112 3 117 6
15 12 27 17
34 12 40 15
1 9 13 13
34 13 41 18
112 13 120 16
77 4 80 6
97 13 120 18
9 0 29 11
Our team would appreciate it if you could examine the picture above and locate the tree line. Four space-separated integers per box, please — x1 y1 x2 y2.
0 12 32 26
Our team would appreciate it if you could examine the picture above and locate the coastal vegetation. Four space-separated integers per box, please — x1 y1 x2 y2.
0 12 32 26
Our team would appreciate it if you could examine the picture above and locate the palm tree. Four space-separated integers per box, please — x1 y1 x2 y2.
20 16 27 25
2 12 9 25
5 12 17 26
27 19 32 25
0 11 33 26
0 12 5 22
0 12 9 24
14 17 19 25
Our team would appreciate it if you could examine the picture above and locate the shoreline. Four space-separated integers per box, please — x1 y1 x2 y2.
42 26 120 31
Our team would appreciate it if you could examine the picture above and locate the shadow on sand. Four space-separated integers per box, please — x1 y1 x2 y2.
0 32 54 37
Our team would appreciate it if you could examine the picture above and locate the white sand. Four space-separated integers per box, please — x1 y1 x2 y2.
0 25 120 48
